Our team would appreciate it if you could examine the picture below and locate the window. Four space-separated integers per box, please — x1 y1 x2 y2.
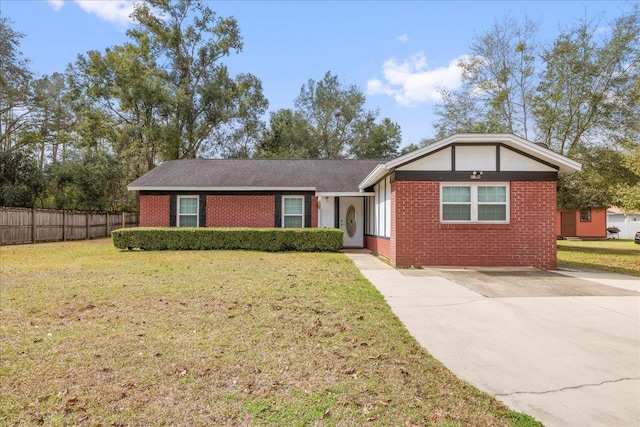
580 208 591 222
178 196 199 227
441 184 509 223
282 196 304 228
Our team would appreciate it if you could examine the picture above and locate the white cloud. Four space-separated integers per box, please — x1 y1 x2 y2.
47 0 64 11
74 1 139 26
396 34 410 43
367 52 469 107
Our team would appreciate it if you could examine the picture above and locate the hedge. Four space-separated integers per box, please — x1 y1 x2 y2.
111 227 344 252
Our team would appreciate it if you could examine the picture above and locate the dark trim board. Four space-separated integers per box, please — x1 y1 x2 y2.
393 170 558 182
364 234 391 240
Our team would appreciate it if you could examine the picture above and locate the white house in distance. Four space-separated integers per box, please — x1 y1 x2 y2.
606 207 640 239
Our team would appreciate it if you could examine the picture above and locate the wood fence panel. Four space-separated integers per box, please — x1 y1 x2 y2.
0 208 32 244
0 208 138 245
67 211 88 241
35 210 63 242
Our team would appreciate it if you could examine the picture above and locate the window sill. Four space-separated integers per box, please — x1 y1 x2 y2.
439 222 511 230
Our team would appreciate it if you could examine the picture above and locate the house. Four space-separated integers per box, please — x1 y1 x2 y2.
556 208 607 240
128 133 581 269
606 207 640 239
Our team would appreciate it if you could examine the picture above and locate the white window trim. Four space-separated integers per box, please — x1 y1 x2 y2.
440 183 510 223
177 195 199 227
282 195 305 228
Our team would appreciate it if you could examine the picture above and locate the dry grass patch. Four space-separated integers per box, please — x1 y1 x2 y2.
1 239 538 426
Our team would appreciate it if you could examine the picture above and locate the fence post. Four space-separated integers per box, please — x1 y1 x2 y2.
86 212 90 240
32 208 37 243
62 210 66 241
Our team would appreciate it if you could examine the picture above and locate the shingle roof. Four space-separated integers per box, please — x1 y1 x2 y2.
128 159 383 193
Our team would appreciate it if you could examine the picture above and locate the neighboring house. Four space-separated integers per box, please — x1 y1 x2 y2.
606 207 640 239
128 133 581 269
556 208 607 240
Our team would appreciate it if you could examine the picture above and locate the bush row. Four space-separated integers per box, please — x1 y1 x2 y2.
111 227 344 252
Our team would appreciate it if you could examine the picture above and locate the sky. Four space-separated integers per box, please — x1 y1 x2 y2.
1 0 635 150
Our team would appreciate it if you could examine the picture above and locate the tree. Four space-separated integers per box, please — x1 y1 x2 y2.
350 116 401 159
613 141 640 212
0 18 33 151
129 0 268 160
534 7 640 157
30 73 76 168
0 149 45 207
295 71 366 158
273 71 400 159
255 109 314 158
46 152 130 211
210 73 269 158
67 38 170 174
433 15 538 139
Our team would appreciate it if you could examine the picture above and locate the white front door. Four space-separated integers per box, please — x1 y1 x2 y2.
339 197 364 248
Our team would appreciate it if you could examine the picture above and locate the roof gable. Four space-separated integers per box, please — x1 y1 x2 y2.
359 133 581 189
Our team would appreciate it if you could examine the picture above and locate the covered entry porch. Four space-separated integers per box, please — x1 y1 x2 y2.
317 193 373 248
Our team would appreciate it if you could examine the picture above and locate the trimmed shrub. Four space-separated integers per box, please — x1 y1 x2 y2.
111 227 344 252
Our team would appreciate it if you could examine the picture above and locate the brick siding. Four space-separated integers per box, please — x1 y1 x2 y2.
206 195 275 227
390 181 557 269
139 195 170 227
364 235 391 259
138 193 318 229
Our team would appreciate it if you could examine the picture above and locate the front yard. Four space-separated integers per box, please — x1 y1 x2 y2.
557 239 640 277
0 239 537 426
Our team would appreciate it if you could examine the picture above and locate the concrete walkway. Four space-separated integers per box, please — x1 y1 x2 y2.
345 253 640 427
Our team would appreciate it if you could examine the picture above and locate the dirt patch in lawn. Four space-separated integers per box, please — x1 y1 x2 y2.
401 267 639 298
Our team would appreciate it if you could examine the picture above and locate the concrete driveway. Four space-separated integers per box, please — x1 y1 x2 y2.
345 253 640 427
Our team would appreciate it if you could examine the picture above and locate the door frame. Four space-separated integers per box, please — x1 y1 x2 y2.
560 210 577 237
336 196 364 248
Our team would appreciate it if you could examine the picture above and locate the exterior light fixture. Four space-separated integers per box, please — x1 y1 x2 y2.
470 171 483 180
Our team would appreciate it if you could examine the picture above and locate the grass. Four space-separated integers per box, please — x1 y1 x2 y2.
0 239 539 426
557 239 640 277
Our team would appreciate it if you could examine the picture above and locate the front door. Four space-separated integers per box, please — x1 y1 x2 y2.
561 210 577 237
339 197 364 248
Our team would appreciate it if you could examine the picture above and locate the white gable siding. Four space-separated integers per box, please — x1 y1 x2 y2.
455 146 496 171
500 148 557 172
397 147 451 171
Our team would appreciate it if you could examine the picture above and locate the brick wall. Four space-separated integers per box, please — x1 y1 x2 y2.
364 235 391 259
392 181 557 269
139 195 170 227
310 197 318 228
206 195 275 227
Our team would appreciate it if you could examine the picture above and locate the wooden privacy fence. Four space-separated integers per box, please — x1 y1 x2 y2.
0 207 138 245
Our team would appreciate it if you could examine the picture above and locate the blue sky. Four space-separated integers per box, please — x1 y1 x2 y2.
1 0 634 149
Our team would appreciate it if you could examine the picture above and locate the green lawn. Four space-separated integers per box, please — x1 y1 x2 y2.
557 239 640 277
0 239 539 426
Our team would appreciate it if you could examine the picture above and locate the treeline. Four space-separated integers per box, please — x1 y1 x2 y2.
1 0 639 212
0 0 402 211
